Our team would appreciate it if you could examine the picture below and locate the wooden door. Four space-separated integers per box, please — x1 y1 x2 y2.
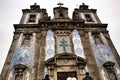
57 72 77 80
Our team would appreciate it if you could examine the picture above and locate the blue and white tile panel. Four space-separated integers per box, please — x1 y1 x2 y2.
45 30 55 60
10 33 36 69
72 30 85 59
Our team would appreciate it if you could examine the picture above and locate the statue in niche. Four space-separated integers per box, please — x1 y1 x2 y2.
21 34 32 47
94 34 103 45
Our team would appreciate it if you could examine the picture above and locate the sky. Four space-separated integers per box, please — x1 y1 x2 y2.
0 0 120 74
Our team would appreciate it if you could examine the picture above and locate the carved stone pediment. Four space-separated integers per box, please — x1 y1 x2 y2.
103 61 115 70
45 58 56 66
45 53 86 69
55 53 76 59
14 64 26 68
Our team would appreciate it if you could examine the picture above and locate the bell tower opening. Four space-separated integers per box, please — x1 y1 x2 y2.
52 2 71 20
59 13 64 18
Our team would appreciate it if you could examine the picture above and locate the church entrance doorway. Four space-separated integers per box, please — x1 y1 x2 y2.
57 71 77 80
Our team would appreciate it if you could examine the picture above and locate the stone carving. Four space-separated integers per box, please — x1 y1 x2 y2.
60 38 68 52
21 33 32 47
57 36 72 53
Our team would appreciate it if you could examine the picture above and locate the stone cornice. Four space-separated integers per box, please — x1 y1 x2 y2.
14 24 38 31
22 8 47 13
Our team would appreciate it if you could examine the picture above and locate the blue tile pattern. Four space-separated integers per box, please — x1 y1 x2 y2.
45 30 54 60
92 45 117 66
10 47 34 69
72 30 85 58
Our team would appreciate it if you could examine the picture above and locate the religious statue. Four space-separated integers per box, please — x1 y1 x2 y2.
94 34 103 45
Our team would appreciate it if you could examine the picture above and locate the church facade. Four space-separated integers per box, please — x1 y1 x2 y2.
0 3 120 80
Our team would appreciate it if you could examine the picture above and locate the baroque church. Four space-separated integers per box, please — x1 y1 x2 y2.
0 3 120 80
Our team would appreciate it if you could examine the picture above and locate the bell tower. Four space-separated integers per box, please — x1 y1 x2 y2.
72 3 120 80
53 3 70 20
0 3 50 80
0 3 120 80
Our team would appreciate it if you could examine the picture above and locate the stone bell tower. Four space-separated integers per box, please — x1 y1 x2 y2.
0 3 120 80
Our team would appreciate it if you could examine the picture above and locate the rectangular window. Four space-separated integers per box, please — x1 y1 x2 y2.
85 14 93 22
28 15 36 22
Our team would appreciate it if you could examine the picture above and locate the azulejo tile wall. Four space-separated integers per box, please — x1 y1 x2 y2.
92 45 117 67
10 47 35 69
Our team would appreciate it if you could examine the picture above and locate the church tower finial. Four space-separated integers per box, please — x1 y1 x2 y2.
34 3 37 5
57 2 64 7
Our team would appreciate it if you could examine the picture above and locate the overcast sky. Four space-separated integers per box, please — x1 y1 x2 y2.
0 0 120 74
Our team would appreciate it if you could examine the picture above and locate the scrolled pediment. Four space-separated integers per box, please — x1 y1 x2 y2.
103 61 115 67
45 53 86 68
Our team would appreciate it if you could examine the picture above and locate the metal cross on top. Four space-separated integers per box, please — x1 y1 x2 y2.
60 38 68 52
57 2 64 7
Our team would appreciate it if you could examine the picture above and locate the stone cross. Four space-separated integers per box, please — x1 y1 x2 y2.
60 38 68 52
57 2 64 7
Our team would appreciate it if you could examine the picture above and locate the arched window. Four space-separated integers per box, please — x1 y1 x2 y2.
59 13 64 18
13 64 27 80
103 61 118 80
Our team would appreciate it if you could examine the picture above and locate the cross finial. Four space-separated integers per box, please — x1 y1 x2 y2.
82 3 85 5
34 3 37 5
57 2 64 7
